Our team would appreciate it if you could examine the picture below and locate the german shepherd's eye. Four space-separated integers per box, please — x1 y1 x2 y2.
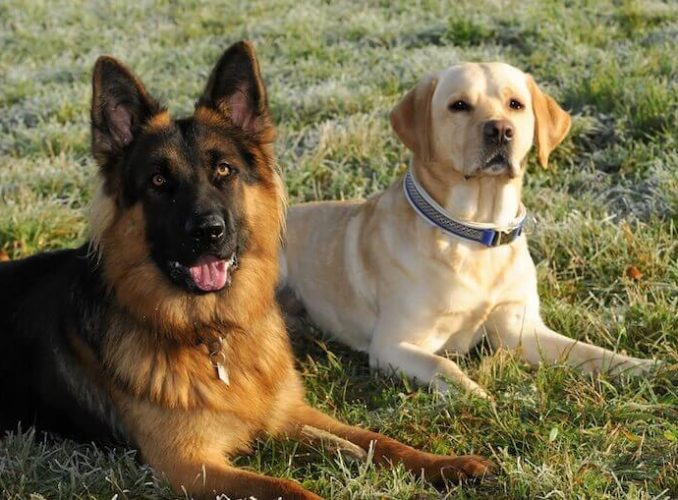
215 161 237 179
449 100 472 112
509 99 524 110
151 173 167 189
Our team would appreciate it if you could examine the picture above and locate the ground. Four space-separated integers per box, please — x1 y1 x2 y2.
0 0 677 498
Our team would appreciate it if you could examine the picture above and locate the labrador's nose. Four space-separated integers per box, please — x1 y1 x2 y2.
483 120 514 145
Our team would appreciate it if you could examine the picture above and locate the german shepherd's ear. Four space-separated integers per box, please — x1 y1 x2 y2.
527 75 571 168
198 41 272 138
91 56 160 167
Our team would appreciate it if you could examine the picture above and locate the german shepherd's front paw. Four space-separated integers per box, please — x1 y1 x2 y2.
277 480 325 500
425 454 496 485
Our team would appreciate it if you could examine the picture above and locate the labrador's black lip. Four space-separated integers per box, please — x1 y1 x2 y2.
484 152 509 167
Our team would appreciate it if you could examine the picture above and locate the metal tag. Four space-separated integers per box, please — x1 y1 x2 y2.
215 362 230 386
208 337 230 386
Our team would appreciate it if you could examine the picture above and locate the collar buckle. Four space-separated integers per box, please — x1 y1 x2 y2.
490 226 522 247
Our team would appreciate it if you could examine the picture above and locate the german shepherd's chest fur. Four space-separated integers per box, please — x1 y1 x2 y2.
0 39 296 450
0 245 301 451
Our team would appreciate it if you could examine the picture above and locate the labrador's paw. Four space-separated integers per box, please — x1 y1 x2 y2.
432 377 492 400
609 356 662 377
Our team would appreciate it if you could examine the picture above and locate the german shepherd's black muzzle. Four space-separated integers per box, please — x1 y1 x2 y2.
189 214 227 246
168 212 240 294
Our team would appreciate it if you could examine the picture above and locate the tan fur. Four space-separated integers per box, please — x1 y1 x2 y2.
527 76 572 168
87 180 116 256
78 45 493 499
282 62 657 401
193 106 230 129
390 75 438 160
86 175 492 498
93 177 281 340
144 110 172 133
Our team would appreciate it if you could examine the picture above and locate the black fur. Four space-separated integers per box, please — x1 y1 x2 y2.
0 246 124 442
0 41 273 443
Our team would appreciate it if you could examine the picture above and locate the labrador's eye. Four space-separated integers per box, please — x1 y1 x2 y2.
509 99 524 110
151 174 167 188
216 162 237 179
449 100 472 112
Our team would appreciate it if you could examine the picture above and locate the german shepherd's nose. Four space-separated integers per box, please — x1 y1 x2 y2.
189 214 226 246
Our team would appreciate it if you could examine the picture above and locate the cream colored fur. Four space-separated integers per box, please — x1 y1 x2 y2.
281 63 656 399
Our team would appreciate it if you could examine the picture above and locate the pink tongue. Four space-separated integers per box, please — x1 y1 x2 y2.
189 256 228 292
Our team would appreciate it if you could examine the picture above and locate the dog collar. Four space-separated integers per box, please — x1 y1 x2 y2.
403 168 526 247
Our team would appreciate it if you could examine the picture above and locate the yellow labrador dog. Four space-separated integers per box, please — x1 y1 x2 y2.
280 63 656 399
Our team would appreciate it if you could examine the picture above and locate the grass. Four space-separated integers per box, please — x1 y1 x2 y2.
1 0 677 498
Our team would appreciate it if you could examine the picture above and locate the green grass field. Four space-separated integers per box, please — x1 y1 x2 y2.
1 0 677 498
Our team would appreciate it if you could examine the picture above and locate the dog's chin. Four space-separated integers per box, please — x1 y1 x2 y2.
467 154 519 178
165 252 239 295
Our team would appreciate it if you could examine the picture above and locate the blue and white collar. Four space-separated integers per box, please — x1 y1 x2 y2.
403 168 526 247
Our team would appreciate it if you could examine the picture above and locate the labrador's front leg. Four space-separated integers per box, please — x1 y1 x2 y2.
486 303 656 375
369 324 490 398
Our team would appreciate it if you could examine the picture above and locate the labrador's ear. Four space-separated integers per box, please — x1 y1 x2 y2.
197 40 272 139
91 56 160 168
527 76 571 168
390 74 438 161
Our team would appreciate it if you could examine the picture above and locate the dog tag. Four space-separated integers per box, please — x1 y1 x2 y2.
215 362 230 385
208 338 230 386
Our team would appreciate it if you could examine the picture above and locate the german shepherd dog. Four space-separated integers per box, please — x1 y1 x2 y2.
0 41 493 499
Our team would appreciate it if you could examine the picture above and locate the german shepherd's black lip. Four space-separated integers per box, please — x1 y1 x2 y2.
166 251 239 294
